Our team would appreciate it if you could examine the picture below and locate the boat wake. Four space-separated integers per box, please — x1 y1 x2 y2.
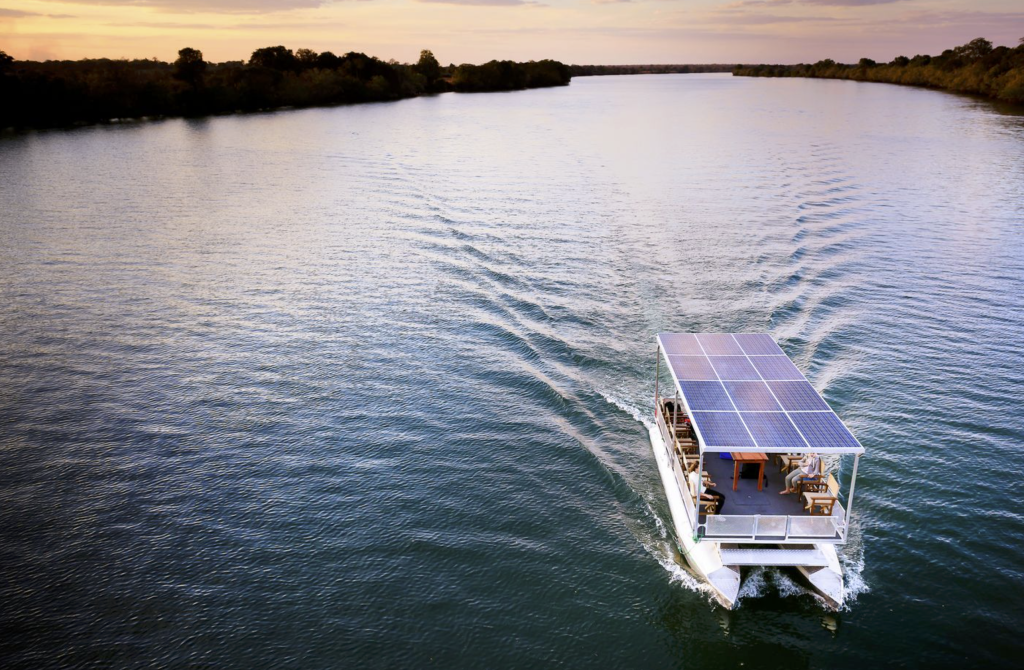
837 513 870 608
634 494 719 602
598 389 654 431
597 390 718 603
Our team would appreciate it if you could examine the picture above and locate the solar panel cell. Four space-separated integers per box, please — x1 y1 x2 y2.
734 333 785 356
723 381 782 411
668 355 717 381
659 333 703 356
749 356 806 381
789 412 861 450
691 412 755 447
766 381 831 411
679 381 734 411
741 412 808 449
709 356 761 380
696 333 744 355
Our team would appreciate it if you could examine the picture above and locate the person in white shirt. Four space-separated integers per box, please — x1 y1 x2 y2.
780 452 821 494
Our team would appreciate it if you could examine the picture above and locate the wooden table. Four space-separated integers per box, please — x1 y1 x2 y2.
730 452 769 491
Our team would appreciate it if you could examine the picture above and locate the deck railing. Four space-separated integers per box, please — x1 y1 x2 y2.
702 511 846 543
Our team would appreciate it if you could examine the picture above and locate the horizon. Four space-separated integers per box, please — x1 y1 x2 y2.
1 0 1022 65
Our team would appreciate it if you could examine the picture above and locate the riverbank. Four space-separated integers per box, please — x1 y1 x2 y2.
0 47 571 130
732 38 1024 105
570 64 734 77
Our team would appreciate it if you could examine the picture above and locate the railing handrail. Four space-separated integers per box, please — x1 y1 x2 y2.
702 512 845 542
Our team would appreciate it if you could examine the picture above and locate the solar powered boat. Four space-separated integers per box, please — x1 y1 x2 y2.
649 333 864 608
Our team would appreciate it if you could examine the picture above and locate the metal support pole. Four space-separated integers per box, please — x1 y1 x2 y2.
694 449 704 536
845 454 860 538
654 346 660 416
670 385 676 427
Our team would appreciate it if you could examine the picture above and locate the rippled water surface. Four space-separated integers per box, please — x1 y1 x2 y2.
2 73 1023 667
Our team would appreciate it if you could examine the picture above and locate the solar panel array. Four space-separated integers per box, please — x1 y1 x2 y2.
659 333 864 453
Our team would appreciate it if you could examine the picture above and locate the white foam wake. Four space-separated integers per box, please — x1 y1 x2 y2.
598 389 654 430
837 512 870 608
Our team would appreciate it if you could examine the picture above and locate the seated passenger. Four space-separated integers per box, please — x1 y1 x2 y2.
779 452 821 494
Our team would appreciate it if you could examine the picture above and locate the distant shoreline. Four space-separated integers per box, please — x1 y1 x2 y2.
570 64 735 77
731 38 1024 106
0 47 571 131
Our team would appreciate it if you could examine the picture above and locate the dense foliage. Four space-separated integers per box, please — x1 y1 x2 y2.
451 59 570 92
570 64 734 76
0 47 570 129
732 38 1024 105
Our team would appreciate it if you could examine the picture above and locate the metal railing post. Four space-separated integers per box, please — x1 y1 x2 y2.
845 454 860 539
694 450 704 531
654 346 660 415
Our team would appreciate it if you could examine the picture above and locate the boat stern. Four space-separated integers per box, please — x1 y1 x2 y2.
707 565 741 609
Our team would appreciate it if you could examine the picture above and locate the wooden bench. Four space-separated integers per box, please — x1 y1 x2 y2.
687 471 720 515
802 474 840 516
681 451 702 473
778 454 801 472
797 472 827 494
699 495 719 515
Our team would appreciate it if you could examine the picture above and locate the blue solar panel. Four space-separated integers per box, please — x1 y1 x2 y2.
679 381 734 411
668 355 717 381
691 412 755 447
660 333 864 453
766 381 831 411
789 412 861 451
734 333 785 356
741 412 808 449
709 356 760 381
723 381 782 411
659 333 703 355
696 333 744 355
750 356 806 381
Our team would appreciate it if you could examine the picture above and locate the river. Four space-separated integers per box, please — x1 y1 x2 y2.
1 73 1023 667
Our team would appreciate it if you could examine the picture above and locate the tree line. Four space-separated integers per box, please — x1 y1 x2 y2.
0 47 571 129
732 38 1024 105
570 64 735 76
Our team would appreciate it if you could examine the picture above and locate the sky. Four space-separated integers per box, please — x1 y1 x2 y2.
1 0 1022 65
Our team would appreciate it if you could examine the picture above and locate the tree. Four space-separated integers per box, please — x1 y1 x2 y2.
858 58 877 67
249 46 298 71
315 51 342 70
954 37 993 62
414 49 441 84
173 47 206 88
296 48 319 70
0 49 14 74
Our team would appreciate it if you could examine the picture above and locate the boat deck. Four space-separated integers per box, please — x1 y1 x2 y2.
702 453 810 517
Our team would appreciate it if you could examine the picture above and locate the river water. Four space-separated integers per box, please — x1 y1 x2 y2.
1 73 1023 667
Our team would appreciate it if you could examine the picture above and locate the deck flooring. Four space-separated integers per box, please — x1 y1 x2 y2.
702 454 809 517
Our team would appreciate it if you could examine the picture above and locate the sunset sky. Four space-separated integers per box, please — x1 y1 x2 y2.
1 0 1021 65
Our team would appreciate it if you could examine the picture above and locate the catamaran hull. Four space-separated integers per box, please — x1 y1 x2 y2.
649 425 844 609
793 555 844 609
649 425 740 608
